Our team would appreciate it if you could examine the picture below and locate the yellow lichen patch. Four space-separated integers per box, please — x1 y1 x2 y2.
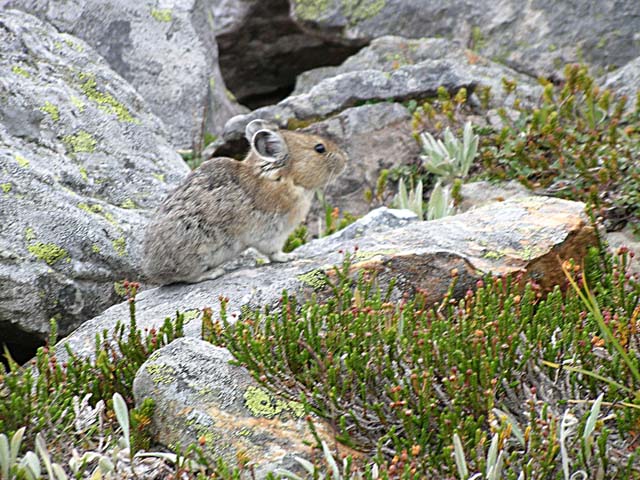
294 0 330 20
112 237 127 257
1 183 11 194
120 199 136 209
40 101 60 122
78 166 89 181
91 244 101 254
342 0 385 24
78 73 136 123
243 386 305 419
152 173 166 182
24 227 35 242
11 65 30 78
63 130 97 153
15 154 30 168
27 242 68 266
145 363 177 385
151 8 173 22
70 95 86 112
77 202 103 215
297 269 328 290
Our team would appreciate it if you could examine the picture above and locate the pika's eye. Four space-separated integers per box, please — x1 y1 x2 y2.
314 143 326 153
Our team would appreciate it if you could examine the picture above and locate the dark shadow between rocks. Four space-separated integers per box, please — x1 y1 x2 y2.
215 0 365 110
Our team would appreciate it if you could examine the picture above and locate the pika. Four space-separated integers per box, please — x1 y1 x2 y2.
142 120 348 285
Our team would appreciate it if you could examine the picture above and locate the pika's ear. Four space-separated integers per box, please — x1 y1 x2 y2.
245 119 278 142
251 129 289 162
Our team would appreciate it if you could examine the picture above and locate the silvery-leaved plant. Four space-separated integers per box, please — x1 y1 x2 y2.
392 178 424 219
420 121 479 182
426 181 454 220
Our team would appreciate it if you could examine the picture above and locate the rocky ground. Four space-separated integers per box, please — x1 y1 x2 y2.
1 1 640 478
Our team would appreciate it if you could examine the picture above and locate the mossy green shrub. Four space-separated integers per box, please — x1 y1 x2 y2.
209 248 640 478
478 65 640 231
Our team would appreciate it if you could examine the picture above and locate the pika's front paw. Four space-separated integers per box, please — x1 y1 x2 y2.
269 251 295 263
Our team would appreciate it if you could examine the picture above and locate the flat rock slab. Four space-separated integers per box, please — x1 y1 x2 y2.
59 197 595 361
133 337 344 477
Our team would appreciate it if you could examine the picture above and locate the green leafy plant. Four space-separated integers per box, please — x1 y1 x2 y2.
391 178 423 218
210 247 640 477
420 121 479 183
480 64 640 231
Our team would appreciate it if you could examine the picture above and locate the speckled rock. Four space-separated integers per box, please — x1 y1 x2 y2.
133 337 345 477
6 0 246 148
209 0 362 108
290 0 640 79
603 56 640 112
213 36 541 154
0 9 190 360
58 198 595 363
458 181 533 213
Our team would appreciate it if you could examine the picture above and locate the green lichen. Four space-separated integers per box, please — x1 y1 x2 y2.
11 65 30 78
342 0 385 24
40 101 60 122
28 242 68 266
64 38 84 52
24 227 36 242
120 199 136 209
152 173 166 182
70 95 86 112
243 386 305 419
112 237 127 257
145 363 176 385
150 8 172 22
78 202 103 215
483 250 505 260
79 166 89 181
79 74 136 122
294 0 331 21
297 269 328 290
15 154 30 168
114 281 126 297
1 183 11 193
63 131 97 153
353 249 397 262
91 244 101 254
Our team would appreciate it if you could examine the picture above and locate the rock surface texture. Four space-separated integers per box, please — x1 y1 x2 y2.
290 0 640 79
7 0 246 148
0 9 189 359
58 198 595 361
133 337 345 477
208 0 363 108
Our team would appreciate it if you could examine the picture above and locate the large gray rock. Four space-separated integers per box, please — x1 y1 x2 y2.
290 0 640 79
57 197 595 361
208 0 362 108
133 337 345 477
6 0 246 148
603 56 640 110
0 9 190 359
215 36 540 152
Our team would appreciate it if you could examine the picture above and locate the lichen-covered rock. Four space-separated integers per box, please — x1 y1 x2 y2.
208 0 362 108
7 0 246 148
0 9 190 360
290 0 640 79
214 36 540 153
58 198 595 362
133 337 345 477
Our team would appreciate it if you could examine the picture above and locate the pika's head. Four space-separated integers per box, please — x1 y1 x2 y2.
245 119 348 189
